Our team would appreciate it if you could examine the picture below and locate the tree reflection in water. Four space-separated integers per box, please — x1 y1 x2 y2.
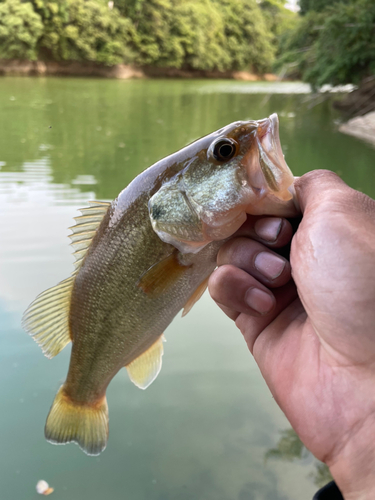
265 429 332 488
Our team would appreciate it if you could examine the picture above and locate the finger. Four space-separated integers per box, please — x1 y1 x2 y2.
217 238 291 288
208 265 276 318
214 302 240 322
235 281 300 354
234 216 293 248
294 170 350 214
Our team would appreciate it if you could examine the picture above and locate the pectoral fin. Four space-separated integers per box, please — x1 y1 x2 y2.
182 275 210 317
137 252 191 298
126 335 165 389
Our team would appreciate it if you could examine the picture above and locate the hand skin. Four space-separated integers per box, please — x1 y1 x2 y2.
208 170 375 499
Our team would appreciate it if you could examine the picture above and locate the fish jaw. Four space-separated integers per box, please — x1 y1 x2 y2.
241 113 297 216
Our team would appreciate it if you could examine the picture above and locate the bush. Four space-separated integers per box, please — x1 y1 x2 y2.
32 0 134 65
275 0 375 88
0 0 43 60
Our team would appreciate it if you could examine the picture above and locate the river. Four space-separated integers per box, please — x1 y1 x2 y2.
1 78 374 500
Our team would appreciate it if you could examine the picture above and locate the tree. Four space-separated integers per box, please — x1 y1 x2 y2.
299 0 351 15
215 0 275 72
275 0 375 87
0 0 43 60
32 0 134 65
305 0 375 87
118 0 277 72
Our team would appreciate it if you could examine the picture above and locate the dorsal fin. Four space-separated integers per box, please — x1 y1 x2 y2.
22 201 111 358
69 201 111 271
126 335 165 390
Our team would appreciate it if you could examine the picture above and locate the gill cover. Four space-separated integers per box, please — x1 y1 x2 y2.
149 114 296 254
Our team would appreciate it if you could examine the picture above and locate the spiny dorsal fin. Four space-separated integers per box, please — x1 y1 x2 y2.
69 201 111 272
22 201 111 358
126 335 165 390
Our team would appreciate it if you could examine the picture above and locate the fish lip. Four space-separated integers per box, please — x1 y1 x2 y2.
253 113 294 198
257 113 288 174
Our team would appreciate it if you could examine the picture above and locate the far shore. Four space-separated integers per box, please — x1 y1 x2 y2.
0 59 279 81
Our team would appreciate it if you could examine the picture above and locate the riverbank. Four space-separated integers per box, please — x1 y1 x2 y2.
335 77 375 146
0 59 278 81
339 111 375 147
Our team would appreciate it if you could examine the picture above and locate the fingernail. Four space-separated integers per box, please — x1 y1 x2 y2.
254 252 286 280
254 218 282 242
244 287 274 314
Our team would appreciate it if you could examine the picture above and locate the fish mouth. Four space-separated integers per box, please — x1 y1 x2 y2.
255 113 294 201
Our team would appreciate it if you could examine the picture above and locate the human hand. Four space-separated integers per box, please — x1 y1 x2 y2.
208 170 375 499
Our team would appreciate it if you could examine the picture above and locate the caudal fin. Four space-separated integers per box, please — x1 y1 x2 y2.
45 385 109 456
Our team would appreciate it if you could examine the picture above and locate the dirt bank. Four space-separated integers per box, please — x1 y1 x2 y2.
0 59 277 81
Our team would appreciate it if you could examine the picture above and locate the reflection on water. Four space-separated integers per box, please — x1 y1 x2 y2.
1 78 375 500
265 429 332 489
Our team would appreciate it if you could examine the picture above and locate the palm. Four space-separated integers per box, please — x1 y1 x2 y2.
246 302 370 465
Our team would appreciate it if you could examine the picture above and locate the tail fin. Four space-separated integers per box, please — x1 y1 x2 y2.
45 385 109 456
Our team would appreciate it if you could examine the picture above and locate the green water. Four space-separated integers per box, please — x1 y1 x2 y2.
1 78 374 500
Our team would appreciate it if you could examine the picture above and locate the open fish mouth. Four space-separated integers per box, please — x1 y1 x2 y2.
255 113 293 201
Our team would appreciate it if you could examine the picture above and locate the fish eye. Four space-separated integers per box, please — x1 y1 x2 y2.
212 138 237 162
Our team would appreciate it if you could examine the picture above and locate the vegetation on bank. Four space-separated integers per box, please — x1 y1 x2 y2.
0 0 373 90
0 0 294 73
276 0 375 88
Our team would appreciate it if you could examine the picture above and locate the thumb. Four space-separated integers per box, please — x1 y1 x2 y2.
294 170 350 214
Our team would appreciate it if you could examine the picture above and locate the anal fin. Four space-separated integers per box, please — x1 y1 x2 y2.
182 275 210 317
126 335 165 390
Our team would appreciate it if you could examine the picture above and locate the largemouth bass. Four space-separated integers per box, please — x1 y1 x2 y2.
23 114 297 456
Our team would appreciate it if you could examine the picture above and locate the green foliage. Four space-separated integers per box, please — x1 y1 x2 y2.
0 0 43 60
0 0 294 73
305 0 375 87
118 0 184 67
173 0 230 71
260 0 297 52
299 0 351 15
32 0 134 65
215 0 275 72
274 10 323 77
275 0 375 87
118 0 277 72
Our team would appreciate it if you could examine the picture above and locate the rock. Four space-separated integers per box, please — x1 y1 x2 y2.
339 111 375 146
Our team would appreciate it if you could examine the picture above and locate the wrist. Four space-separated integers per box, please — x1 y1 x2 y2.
328 418 375 500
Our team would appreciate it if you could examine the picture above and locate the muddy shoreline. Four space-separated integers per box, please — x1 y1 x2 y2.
0 59 278 81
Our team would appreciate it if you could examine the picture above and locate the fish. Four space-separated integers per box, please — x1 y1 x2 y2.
22 113 298 456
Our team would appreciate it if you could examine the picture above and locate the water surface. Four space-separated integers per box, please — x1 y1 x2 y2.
1 78 374 500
